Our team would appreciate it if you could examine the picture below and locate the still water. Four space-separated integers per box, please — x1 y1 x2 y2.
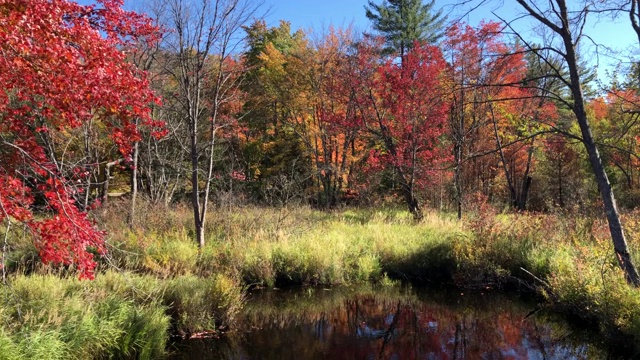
170 285 611 360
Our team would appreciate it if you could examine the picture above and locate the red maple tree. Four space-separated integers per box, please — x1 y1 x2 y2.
0 0 161 278
349 38 449 219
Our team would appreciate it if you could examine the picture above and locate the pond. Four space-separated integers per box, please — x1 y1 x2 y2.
169 285 613 360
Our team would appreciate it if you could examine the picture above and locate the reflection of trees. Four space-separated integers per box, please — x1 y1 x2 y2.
377 302 401 359
177 287 604 359
453 319 467 359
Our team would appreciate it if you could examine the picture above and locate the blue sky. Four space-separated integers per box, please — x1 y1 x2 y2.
81 0 638 50
77 0 639 76
257 0 638 79
262 0 372 33
263 1 636 61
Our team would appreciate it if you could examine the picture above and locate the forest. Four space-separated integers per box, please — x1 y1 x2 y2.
3 0 640 358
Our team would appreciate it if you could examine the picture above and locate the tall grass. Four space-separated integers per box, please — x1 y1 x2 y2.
97 204 466 287
0 273 169 359
164 274 244 337
0 271 243 359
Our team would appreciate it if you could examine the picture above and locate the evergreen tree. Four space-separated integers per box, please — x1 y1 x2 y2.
365 0 445 58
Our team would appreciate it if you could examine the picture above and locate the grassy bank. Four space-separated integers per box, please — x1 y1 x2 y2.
2 202 640 358
0 271 243 359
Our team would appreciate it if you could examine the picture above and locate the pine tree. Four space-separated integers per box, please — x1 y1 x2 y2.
365 0 445 58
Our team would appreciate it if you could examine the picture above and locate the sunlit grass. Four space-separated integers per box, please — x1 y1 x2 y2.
0 273 169 359
0 271 245 359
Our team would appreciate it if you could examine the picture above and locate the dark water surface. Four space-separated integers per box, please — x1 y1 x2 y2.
169 285 611 360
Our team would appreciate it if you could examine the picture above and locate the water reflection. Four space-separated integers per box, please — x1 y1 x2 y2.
170 286 609 360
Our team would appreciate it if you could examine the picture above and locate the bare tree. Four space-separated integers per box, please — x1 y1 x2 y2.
629 0 640 44
128 21 164 229
511 0 640 286
158 0 262 247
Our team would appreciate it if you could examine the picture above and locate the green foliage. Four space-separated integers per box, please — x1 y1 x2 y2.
365 0 445 55
94 204 463 287
240 20 315 204
243 19 306 69
369 212 462 281
457 206 640 351
15 330 67 360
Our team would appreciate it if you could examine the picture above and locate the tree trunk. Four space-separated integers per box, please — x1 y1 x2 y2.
128 135 139 229
190 122 205 248
102 158 124 204
516 0 640 287
557 2 640 286
566 60 640 285
195 217 205 249
631 0 640 45
581 132 640 286
454 140 463 220
450 94 465 220
491 105 518 208
516 139 535 211
380 126 423 220
398 174 423 220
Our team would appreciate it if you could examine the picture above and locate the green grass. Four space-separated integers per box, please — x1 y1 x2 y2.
164 274 244 336
0 271 243 359
0 273 169 359
100 205 465 287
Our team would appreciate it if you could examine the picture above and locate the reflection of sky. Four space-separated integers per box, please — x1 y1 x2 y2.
354 311 399 339
356 322 388 339
385 313 394 325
